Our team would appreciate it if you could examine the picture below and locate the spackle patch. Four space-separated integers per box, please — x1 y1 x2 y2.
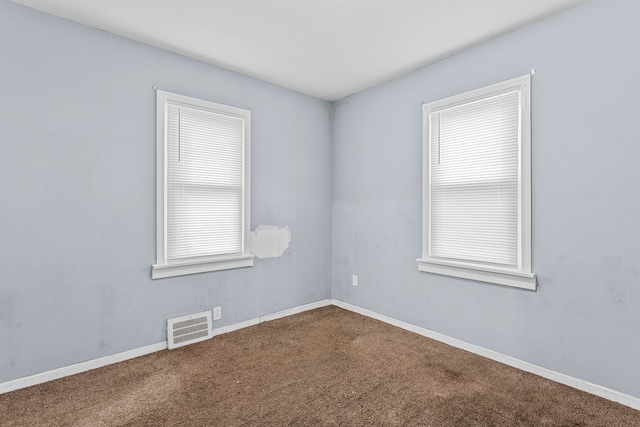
251 225 291 259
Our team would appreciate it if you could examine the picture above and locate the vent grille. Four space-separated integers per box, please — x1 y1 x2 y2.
167 310 212 349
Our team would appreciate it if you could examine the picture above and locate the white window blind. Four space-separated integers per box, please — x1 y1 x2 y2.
153 90 252 279
429 91 520 267
419 74 535 290
166 104 245 261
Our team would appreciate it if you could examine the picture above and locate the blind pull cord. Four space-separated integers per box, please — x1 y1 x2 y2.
437 114 441 165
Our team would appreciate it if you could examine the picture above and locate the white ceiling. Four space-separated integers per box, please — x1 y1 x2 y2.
11 0 588 101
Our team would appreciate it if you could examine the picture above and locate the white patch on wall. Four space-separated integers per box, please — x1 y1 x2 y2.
251 225 291 259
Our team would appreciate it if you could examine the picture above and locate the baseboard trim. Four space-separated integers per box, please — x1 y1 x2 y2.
0 299 332 395
0 342 167 395
210 299 332 337
331 299 640 411
3 297 639 412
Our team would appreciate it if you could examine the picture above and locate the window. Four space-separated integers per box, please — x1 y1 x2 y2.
152 90 252 279
418 75 536 290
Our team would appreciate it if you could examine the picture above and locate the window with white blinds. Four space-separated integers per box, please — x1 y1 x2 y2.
152 91 253 279
418 75 536 290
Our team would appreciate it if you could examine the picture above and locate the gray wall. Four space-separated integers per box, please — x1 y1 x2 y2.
0 0 332 383
332 0 640 398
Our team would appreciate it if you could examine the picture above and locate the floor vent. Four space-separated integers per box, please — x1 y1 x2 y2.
167 310 212 349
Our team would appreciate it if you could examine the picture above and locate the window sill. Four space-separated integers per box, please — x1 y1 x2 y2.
417 258 536 290
152 254 254 279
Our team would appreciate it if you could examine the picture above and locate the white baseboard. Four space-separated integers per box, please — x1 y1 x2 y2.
0 299 332 395
0 342 167 395
210 299 332 337
2 297 639 413
331 299 640 411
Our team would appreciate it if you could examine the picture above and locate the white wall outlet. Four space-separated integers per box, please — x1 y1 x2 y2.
352 274 358 287
213 306 222 320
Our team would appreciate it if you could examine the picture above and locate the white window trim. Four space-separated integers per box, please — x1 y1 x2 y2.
152 90 253 279
417 74 536 290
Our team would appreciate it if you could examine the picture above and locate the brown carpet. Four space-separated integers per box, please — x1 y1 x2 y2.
1 306 638 426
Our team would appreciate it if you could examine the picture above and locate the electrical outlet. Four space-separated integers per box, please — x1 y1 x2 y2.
213 306 222 320
352 274 358 287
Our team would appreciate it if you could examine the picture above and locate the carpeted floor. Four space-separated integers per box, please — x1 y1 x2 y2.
1 306 639 426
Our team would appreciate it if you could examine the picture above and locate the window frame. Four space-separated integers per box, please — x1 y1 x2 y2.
417 75 536 290
152 90 253 279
